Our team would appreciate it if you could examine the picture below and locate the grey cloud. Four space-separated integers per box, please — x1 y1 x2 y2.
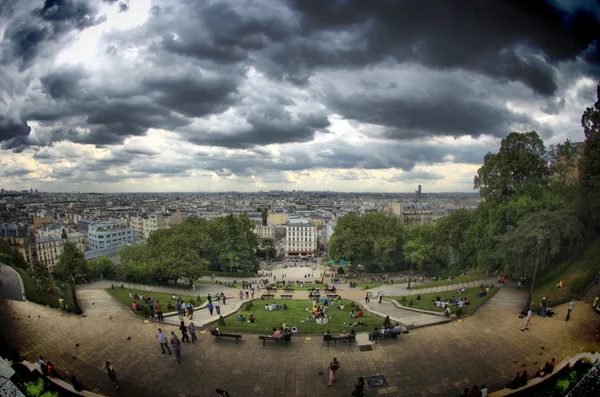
40 66 88 99
383 170 445 183
542 97 567 115
0 115 31 142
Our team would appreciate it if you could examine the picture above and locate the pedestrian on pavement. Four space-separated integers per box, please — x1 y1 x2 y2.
71 375 83 392
148 297 155 318
180 321 190 343
352 377 365 397
521 309 532 331
157 328 171 355
155 300 164 321
103 361 119 388
189 322 197 343
170 332 182 363
251 289 255 299
222 293 227 305
208 301 214 315
192 281 195 291
566 299 575 321
327 358 340 387
187 300 194 319
246 290 249 299
215 299 221 314
207 293 212 303
378 292 383 304
365 293 369 303
177 300 184 321
239 290 244 300
216 388 230 397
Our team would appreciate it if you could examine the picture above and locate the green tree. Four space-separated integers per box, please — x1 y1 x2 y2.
580 82 600 234
474 131 550 203
88 256 117 279
261 208 269 226
54 241 87 280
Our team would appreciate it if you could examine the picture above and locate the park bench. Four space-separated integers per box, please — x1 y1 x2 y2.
323 334 355 347
261 293 275 299
284 288 295 292
314 280 323 284
308 293 321 298
326 294 339 300
259 335 292 347
280 294 293 299
370 331 401 344
210 330 242 344
325 288 336 293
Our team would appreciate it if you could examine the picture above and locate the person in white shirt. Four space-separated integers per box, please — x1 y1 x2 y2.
480 385 488 397
435 300 441 307
322 316 329 324
458 299 465 308
156 328 171 355
265 304 270 310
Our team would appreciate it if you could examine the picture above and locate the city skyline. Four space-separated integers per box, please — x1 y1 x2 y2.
1 0 600 193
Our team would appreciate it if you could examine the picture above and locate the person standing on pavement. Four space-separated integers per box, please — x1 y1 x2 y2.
239 290 244 300
378 292 383 304
207 293 212 303
521 309 532 331
148 297 155 318
215 299 221 314
180 321 190 343
188 300 194 319
157 328 171 355
170 332 182 364
208 301 214 315
352 377 365 396
566 299 575 321
103 361 119 388
365 293 369 303
189 322 197 343
327 358 340 387
155 300 164 322
222 293 227 305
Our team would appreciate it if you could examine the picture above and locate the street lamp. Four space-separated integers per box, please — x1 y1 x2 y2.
527 232 544 310
408 253 414 289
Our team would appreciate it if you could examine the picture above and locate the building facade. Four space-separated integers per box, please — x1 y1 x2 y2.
88 220 134 251
285 221 317 257
36 231 87 272
254 224 275 239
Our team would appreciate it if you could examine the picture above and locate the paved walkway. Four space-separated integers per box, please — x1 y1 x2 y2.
0 263 25 301
2 281 599 397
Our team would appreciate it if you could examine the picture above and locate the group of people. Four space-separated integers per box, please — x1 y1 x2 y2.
459 384 488 396
265 302 287 310
128 292 166 321
156 327 188 364
238 313 256 323
368 323 402 340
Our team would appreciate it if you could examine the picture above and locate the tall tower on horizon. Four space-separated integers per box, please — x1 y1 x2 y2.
418 185 422 197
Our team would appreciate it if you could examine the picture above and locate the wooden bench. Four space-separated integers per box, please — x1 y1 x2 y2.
308 293 321 298
261 294 275 299
369 331 401 344
326 294 339 299
210 330 242 344
280 294 293 299
259 335 291 347
323 334 355 347
284 288 295 292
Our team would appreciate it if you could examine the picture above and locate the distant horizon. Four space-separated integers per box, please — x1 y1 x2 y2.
1 189 480 195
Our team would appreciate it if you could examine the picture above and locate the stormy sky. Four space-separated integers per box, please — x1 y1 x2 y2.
1 0 599 193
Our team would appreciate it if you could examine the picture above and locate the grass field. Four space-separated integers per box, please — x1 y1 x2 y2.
412 274 489 290
217 299 381 334
389 286 499 317
106 288 201 316
531 260 598 307
198 270 256 278
9 265 75 311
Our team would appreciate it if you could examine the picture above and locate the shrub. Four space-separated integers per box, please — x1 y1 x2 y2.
120 284 124 288
350 328 356 335
455 307 464 318
401 296 407 303
417 294 421 300
142 305 150 317
382 315 391 327
111 284 115 289
245 301 254 311
408 299 414 307
218 315 226 326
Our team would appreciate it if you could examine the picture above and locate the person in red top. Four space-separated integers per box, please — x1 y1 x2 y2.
132 302 137 310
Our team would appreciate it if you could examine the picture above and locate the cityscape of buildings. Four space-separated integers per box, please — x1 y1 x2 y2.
0 188 480 272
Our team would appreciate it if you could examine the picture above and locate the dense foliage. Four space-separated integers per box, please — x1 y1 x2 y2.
116 214 259 284
329 83 600 280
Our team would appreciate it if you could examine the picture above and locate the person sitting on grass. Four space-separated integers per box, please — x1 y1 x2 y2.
249 314 256 323
357 310 363 317
129 291 134 299
238 314 246 322
132 301 137 310
283 303 288 310
555 280 564 289
463 298 470 305
444 307 451 317
264 303 270 310
338 303 345 310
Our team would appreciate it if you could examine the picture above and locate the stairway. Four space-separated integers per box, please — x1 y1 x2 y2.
77 288 125 313
580 281 600 306
485 282 528 311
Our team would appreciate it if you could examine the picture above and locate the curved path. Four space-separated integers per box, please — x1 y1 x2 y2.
1 279 599 397
0 263 25 301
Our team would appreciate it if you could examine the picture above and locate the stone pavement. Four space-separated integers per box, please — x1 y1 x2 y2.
2 286 599 397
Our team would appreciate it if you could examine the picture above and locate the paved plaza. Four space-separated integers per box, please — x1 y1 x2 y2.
1 272 600 397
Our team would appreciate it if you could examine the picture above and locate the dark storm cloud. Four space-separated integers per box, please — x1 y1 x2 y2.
0 116 31 142
328 93 530 140
40 66 88 99
185 109 330 148
142 74 239 118
283 0 600 96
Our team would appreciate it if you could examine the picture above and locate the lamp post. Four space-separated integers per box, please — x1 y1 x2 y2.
408 253 414 289
528 232 544 310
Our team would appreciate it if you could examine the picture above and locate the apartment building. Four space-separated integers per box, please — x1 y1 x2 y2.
88 220 134 250
285 220 316 257
36 231 87 272
267 212 289 226
254 224 275 238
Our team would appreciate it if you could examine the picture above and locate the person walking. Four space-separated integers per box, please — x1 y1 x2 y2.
170 332 182 364
216 388 230 397
327 358 340 387
352 377 365 396
180 321 190 343
103 361 119 388
521 309 532 331
215 299 221 315
157 328 171 354
207 293 212 303
189 322 197 343
148 297 155 318
222 293 227 305
365 293 369 303
177 300 184 321
208 301 214 315
239 290 244 300
378 292 383 304
566 299 575 321
155 300 164 322
245 290 249 299
188 300 194 320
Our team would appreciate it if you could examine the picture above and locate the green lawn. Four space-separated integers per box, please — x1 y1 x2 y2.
9 265 75 310
389 286 499 317
217 299 381 334
106 288 201 316
351 280 408 290
531 260 598 308
412 274 489 289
